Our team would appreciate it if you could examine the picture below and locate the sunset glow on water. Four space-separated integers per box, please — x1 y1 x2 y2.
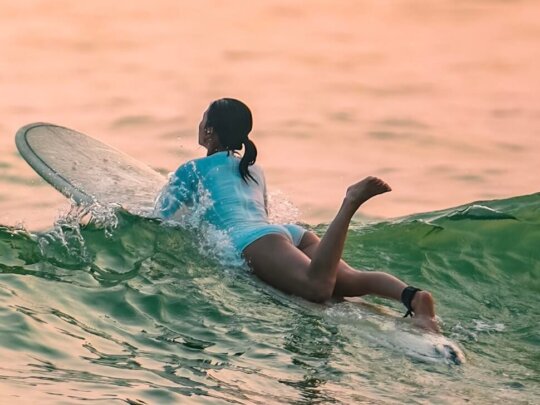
1 0 538 227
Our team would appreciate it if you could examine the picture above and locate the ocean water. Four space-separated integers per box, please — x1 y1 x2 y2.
0 194 538 403
1 0 539 403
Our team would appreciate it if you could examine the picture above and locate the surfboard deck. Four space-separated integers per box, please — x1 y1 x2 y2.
16 123 166 215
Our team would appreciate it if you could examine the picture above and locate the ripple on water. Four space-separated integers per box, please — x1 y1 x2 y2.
377 118 431 130
495 142 526 152
451 173 486 183
110 115 157 129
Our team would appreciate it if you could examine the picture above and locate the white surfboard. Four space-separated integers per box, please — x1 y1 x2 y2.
16 123 166 215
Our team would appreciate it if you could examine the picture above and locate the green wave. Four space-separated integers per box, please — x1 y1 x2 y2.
0 193 539 403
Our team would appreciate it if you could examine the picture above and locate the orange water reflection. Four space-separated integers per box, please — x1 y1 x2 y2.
0 0 539 228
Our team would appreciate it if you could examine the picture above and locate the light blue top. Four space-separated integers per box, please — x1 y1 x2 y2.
154 152 305 253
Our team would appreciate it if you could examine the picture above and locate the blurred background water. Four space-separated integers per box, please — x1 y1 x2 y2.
0 0 538 228
0 1 539 403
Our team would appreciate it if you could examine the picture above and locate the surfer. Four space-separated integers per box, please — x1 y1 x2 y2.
155 98 439 332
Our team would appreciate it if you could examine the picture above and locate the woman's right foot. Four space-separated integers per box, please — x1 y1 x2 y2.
411 291 440 333
345 176 392 208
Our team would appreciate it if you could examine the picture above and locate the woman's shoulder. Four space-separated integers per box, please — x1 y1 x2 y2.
172 152 226 176
173 152 264 179
169 159 200 184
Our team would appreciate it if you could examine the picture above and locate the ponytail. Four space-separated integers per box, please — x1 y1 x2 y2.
239 139 258 183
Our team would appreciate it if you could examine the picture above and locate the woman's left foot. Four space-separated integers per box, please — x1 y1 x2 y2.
345 176 392 209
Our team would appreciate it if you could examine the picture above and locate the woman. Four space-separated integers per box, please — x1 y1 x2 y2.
155 98 439 332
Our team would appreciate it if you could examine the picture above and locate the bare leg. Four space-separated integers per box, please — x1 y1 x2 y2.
299 232 440 332
303 177 392 289
244 176 391 303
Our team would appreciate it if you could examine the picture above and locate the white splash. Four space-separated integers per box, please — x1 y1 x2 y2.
472 319 506 332
267 189 301 225
36 201 120 263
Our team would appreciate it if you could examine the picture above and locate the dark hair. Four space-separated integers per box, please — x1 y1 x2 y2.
206 98 258 183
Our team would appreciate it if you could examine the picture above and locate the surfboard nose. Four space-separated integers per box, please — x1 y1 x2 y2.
15 123 166 215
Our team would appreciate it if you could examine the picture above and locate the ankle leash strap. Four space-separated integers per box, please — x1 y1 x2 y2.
401 286 421 318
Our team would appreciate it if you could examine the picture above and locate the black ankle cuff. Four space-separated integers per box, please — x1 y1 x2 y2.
401 286 421 318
